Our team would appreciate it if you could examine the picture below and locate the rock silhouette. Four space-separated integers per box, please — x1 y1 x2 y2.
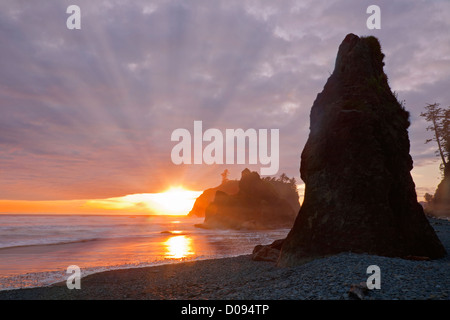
188 180 239 218
278 34 446 266
196 169 297 230
252 239 284 262
432 172 450 216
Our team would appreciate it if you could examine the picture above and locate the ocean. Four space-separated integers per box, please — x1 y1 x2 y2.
0 214 289 291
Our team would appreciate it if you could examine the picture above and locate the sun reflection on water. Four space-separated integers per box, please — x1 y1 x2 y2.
164 235 194 259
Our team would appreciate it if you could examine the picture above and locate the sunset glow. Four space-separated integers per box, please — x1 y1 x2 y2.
147 187 203 215
0 187 203 216
164 235 194 259
86 187 203 215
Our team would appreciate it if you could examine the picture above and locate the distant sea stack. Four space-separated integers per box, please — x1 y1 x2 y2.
432 170 450 216
278 34 446 267
196 169 298 230
188 180 239 218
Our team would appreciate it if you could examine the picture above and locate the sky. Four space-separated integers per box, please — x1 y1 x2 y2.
1 0 449 212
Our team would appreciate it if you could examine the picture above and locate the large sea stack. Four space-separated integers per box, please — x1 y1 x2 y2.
278 34 446 267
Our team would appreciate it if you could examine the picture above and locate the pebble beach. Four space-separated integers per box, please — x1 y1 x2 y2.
0 218 448 300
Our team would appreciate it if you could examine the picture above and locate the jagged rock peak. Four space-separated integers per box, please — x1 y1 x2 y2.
277 34 446 267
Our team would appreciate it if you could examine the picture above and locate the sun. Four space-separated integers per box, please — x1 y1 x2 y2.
147 187 203 215
85 186 203 215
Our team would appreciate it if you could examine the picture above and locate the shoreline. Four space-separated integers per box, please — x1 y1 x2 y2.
0 252 251 293
0 218 449 300
0 214 290 291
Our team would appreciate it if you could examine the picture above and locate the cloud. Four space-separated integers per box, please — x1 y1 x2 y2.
1 0 449 200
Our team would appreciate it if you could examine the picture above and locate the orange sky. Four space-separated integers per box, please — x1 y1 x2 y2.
0 187 203 216
0 157 440 215
0 173 436 215
0 161 441 215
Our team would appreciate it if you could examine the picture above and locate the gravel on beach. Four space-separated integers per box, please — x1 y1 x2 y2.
0 218 448 300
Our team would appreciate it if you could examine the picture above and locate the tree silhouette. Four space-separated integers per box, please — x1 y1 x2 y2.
420 103 450 176
278 173 289 183
221 169 229 184
424 193 434 204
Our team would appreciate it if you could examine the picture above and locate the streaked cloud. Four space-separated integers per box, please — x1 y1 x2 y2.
0 0 449 200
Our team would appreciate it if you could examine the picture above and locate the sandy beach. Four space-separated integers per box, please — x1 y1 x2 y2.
0 218 448 300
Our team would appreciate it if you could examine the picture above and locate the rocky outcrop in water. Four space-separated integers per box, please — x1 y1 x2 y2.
196 169 297 230
188 180 239 218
